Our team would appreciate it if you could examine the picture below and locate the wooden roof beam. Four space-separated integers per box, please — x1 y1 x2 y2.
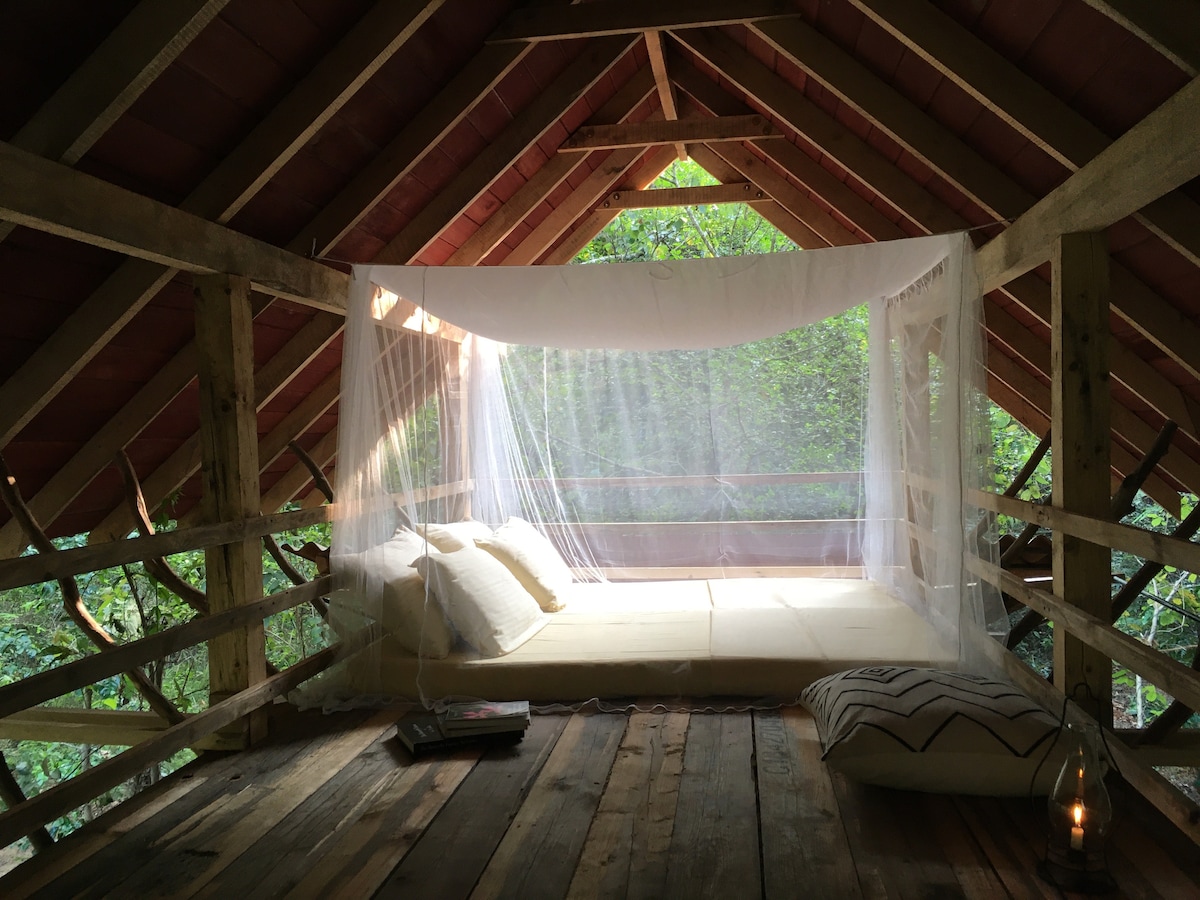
0 1 438 450
721 22 1200 387
847 0 1200 271
488 0 795 42
541 145 677 264
375 33 639 265
604 182 762 209
977 74 1200 291
562 114 777 151
1078 0 1200 77
0 141 348 311
673 32 1200 500
445 64 658 265
644 30 687 161
686 145 827 250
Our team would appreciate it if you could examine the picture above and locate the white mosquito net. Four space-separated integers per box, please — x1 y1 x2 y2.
322 232 1007 706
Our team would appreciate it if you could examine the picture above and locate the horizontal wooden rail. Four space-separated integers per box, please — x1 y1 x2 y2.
0 576 331 720
0 708 229 751
517 472 864 490
968 629 1200 847
0 627 372 851
969 558 1200 713
972 489 1200 575
391 479 473 506
0 505 331 592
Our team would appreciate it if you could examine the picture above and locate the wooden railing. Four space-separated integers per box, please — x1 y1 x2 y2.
0 508 353 853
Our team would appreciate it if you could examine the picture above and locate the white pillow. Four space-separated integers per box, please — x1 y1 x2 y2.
800 666 1068 796
379 567 456 659
475 517 573 612
415 547 547 657
386 526 438 566
415 519 493 552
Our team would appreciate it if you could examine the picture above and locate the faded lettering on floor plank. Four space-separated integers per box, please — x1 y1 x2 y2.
373 713 568 899
662 711 760 898
756 708 863 899
471 712 627 900
566 710 688 900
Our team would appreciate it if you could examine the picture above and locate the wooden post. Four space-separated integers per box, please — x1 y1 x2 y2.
1051 232 1112 725
194 274 267 747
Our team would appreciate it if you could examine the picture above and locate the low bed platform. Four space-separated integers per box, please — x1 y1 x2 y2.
346 578 955 702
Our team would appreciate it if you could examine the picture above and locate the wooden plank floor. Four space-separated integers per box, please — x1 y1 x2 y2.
3 705 1199 899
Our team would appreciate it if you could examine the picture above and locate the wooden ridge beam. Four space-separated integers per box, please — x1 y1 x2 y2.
488 0 795 42
445 64 658 266
846 0 1200 270
0 141 348 312
562 114 777 151
603 182 764 209
976 74 1200 291
1079 0 1200 77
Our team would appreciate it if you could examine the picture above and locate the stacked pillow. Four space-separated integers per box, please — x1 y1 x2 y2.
368 517 574 658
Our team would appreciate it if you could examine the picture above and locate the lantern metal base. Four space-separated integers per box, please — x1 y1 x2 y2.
1038 851 1117 895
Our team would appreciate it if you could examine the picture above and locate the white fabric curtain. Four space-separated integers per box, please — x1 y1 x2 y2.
325 233 1004 702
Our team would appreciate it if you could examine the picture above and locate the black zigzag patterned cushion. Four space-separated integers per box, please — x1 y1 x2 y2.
799 666 1067 796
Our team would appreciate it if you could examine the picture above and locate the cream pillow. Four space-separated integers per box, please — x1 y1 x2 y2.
475 517 573 611
415 519 493 552
800 666 1069 796
415 547 547 657
379 567 456 659
387 526 438 566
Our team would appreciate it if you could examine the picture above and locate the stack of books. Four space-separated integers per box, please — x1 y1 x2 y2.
395 700 530 757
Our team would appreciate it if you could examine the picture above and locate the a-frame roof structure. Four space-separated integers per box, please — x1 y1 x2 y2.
1 0 1199 547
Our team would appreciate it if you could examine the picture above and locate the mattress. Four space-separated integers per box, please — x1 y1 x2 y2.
345 577 956 702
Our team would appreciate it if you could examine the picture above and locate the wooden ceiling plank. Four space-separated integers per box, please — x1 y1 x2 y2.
0 142 347 313
644 30 687 162
203 0 447 226
287 43 532 259
375 33 638 265
687 144 827 249
540 144 677 264
678 27 1200 435
1078 0 1200 77
563 114 777 151
847 0 1200 270
703 141 857 246
487 0 795 43
605 182 761 208
673 60 907 242
446 64 658 265
0 1 429 451
976 73 1200 290
750 18 1034 223
87 313 343 544
9 0 228 167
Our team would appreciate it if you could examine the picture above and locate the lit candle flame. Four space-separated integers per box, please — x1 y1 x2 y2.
1072 802 1084 827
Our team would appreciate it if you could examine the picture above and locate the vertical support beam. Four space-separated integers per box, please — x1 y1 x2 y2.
438 341 472 522
194 274 266 747
1051 232 1112 725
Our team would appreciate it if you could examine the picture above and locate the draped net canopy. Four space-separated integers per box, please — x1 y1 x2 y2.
325 232 1007 703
